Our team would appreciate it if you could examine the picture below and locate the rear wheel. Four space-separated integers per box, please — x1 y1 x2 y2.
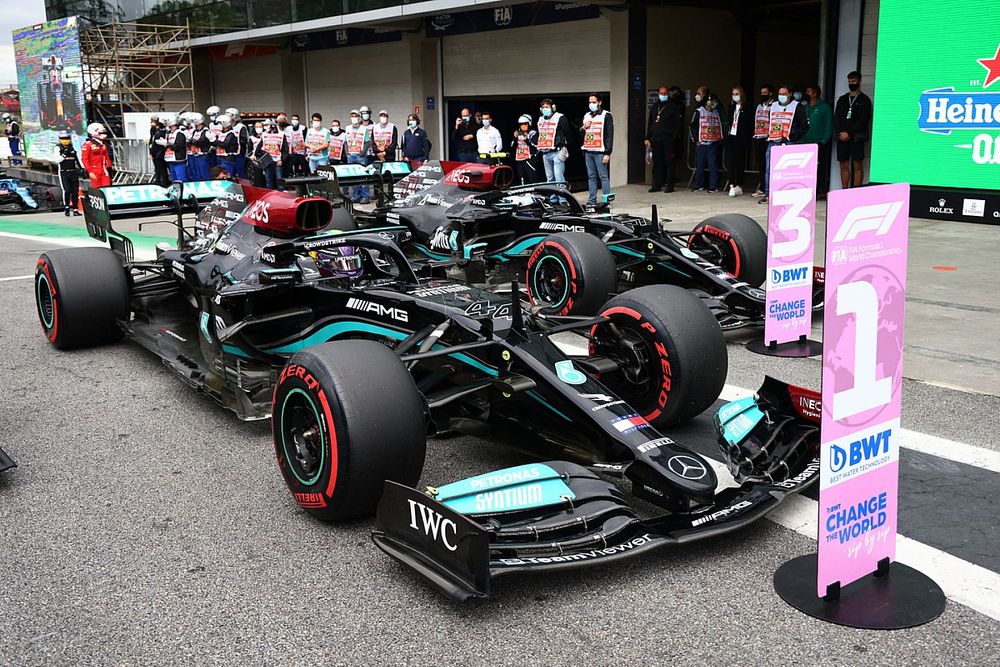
526 231 617 315
590 285 727 427
688 213 766 287
35 248 129 350
273 339 426 522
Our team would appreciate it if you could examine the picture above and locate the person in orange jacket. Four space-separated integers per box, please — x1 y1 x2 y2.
81 122 112 189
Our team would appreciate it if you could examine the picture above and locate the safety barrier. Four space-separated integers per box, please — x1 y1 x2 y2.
108 138 154 184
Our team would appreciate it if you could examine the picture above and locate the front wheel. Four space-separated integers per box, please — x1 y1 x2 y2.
688 213 766 288
273 339 426 522
526 231 617 315
590 285 727 428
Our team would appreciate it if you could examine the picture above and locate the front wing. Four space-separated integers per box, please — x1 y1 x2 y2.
0 447 16 474
372 377 821 600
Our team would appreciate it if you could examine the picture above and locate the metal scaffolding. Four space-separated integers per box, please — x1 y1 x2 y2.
80 20 195 135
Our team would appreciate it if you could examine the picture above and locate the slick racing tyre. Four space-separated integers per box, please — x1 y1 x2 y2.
526 232 616 316
688 213 766 288
35 248 129 350
590 285 726 427
273 339 426 522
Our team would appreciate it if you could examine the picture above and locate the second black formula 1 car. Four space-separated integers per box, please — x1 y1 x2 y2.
35 176 820 599
317 160 823 330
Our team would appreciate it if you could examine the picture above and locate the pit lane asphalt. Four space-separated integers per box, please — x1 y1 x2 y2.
2 235 999 665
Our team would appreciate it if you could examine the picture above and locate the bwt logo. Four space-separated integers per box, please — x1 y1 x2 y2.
774 151 813 170
771 266 809 284
829 428 893 473
833 201 904 242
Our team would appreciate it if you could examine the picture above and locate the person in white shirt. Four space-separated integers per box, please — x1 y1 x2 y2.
475 111 502 164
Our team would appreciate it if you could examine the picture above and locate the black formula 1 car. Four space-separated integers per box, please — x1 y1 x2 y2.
34 177 820 598
316 160 823 330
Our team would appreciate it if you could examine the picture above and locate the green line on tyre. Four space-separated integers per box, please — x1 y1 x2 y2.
280 388 327 487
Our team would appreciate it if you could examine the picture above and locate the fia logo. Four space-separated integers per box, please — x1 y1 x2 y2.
494 5 512 26
336 30 348 45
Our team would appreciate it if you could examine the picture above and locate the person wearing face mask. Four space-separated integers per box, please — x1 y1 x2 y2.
276 112 289 131
645 85 684 193
148 115 170 187
801 84 834 197
327 120 346 165
475 111 502 164
689 93 725 192
345 110 374 204
452 107 480 163
402 114 430 170
359 105 373 126
725 86 753 197
792 87 806 104
834 71 872 188
751 85 774 197
52 131 83 216
82 122 113 189
225 107 249 178
205 105 221 170
253 119 287 189
536 99 570 183
284 114 308 176
305 113 330 174
510 114 539 185
247 121 267 186
693 86 710 108
187 113 212 182
373 110 398 162
581 93 614 205
759 84 808 203
158 114 188 183
213 114 240 178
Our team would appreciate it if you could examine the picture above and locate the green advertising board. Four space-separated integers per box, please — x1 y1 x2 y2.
870 0 1000 191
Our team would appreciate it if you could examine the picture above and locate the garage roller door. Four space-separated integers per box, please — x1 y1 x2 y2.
210 53 283 113
305 41 413 124
442 19 610 98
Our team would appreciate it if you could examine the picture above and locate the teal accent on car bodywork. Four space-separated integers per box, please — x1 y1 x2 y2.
436 463 575 515
716 396 765 447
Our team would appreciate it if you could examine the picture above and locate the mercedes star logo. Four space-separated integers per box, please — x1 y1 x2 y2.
667 455 708 480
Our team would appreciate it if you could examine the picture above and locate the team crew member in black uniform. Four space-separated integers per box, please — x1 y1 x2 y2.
725 86 753 197
834 70 873 188
751 85 774 197
645 85 684 193
52 131 83 216
149 115 169 187
452 108 480 163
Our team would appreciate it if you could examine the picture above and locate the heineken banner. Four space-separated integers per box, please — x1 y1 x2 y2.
817 183 910 596
871 0 1000 191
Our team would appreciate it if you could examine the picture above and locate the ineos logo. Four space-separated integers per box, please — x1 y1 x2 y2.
666 455 708 480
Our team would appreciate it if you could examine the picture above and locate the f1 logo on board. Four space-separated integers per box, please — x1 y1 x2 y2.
774 151 814 170
832 201 905 242
406 499 458 551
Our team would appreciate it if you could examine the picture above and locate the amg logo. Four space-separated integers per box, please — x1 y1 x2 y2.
406 499 458 551
346 297 408 322
691 500 753 527
539 222 586 233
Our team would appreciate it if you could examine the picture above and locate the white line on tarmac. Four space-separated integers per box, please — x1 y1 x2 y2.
704 459 1000 622
0 231 156 259
0 274 33 282
719 384 1000 475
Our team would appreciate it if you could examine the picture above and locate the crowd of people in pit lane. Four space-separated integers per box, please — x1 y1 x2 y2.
65 71 869 210
652 70 872 202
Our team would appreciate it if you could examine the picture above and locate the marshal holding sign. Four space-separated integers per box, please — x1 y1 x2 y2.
817 183 909 597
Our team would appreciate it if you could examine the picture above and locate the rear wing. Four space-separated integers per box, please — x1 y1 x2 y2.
83 180 234 259
312 161 411 208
